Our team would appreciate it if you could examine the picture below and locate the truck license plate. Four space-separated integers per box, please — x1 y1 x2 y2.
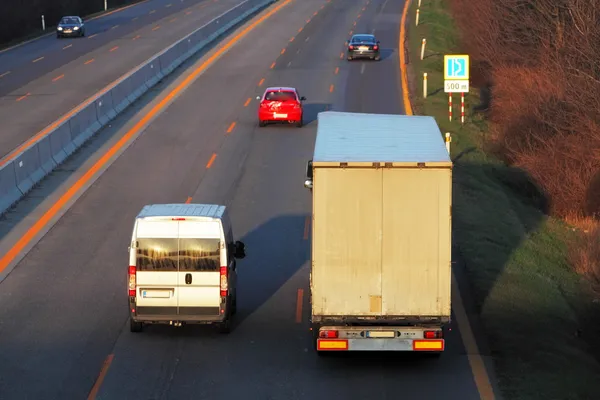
366 331 396 338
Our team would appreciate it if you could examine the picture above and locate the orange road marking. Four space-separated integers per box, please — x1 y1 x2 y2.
206 153 217 168
16 93 30 102
52 74 65 82
295 289 304 323
244 98 252 107
86 354 114 400
226 122 236 133
185 196 192 204
258 78 265 86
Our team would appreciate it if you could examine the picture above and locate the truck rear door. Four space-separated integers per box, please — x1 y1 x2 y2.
381 168 452 317
134 220 179 318
312 167 383 316
177 221 222 318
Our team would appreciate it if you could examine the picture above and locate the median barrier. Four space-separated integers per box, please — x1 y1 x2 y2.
13 144 44 195
95 91 117 126
110 77 133 114
69 104 101 148
37 135 57 175
48 122 75 165
0 0 277 216
0 163 21 213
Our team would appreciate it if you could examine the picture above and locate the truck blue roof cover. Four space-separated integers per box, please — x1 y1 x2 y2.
314 111 451 163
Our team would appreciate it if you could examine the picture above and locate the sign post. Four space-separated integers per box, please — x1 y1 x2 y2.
443 54 470 123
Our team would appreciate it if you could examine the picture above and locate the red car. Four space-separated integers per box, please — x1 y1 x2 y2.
257 87 306 127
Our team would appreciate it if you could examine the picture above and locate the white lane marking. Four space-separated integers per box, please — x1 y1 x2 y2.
305 36 309 42
360 63 366 74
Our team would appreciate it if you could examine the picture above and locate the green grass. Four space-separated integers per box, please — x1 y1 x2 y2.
406 0 600 399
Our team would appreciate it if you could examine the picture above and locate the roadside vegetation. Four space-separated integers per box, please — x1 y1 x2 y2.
0 0 142 49
406 0 600 398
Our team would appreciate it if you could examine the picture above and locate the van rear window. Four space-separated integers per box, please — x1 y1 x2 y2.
136 238 178 272
179 238 220 272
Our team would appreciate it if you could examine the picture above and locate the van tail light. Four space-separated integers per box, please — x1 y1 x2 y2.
128 266 136 297
424 330 443 339
220 266 228 297
319 330 339 339
373 45 379 50
348 45 354 50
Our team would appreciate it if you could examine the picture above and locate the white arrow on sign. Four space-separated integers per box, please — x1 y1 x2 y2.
451 59 463 76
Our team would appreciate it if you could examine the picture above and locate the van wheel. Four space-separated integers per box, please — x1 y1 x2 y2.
130 319 143 333
218 318 232 334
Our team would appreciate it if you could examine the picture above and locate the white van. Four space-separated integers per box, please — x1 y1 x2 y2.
127 204 246 333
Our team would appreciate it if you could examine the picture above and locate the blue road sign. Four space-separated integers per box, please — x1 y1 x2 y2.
444 55 469 80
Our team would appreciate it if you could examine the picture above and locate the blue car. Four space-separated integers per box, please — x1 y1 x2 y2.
56 16 86 38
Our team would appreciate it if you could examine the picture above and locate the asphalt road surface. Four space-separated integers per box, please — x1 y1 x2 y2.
0 0 248 159
0 0 482 398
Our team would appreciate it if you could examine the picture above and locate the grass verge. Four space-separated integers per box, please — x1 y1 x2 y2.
406 0 600 399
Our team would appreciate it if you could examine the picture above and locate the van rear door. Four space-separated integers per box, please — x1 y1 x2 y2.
177 220 222 317
134 220 179 317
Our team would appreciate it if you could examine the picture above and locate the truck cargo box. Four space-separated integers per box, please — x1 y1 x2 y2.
309 112 452 323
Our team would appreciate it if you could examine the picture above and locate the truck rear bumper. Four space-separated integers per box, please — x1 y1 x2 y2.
317 338 444 351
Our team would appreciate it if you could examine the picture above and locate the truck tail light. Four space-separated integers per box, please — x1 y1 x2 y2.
220 266 228 297
424 330 443 339
128 266 136 297
319 330 339 339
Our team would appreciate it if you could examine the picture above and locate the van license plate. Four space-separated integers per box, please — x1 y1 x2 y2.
142 290 171 298
366 331 396 338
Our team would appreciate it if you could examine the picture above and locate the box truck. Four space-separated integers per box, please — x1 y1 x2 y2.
303 111 452 354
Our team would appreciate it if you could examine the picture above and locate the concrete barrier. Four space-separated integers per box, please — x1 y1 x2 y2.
0 163 21 213
0 0 276 216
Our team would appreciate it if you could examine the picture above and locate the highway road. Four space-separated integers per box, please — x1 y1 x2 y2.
0 0 248 160
0 0 485 398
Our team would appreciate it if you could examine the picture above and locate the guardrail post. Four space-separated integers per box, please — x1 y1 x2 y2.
423 72 428 98
41 15 45 31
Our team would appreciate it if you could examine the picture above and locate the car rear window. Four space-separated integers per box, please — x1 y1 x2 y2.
179 238 221 272
352 36 375 43
265 91 296 101
61 17 78 24
136 238 178 271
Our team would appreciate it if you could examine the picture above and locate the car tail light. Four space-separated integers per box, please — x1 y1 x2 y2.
424 330 443 339
294 102 301 108
128 266 136 297
220 266 228 297
373 45 379 50
319 330 339 339
348 45 354 50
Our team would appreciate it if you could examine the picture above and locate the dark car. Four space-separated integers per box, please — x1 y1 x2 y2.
56 16 85 38
347 34 380 61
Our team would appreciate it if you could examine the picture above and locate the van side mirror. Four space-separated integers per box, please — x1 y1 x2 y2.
306 159 313 179
234 241 246 259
